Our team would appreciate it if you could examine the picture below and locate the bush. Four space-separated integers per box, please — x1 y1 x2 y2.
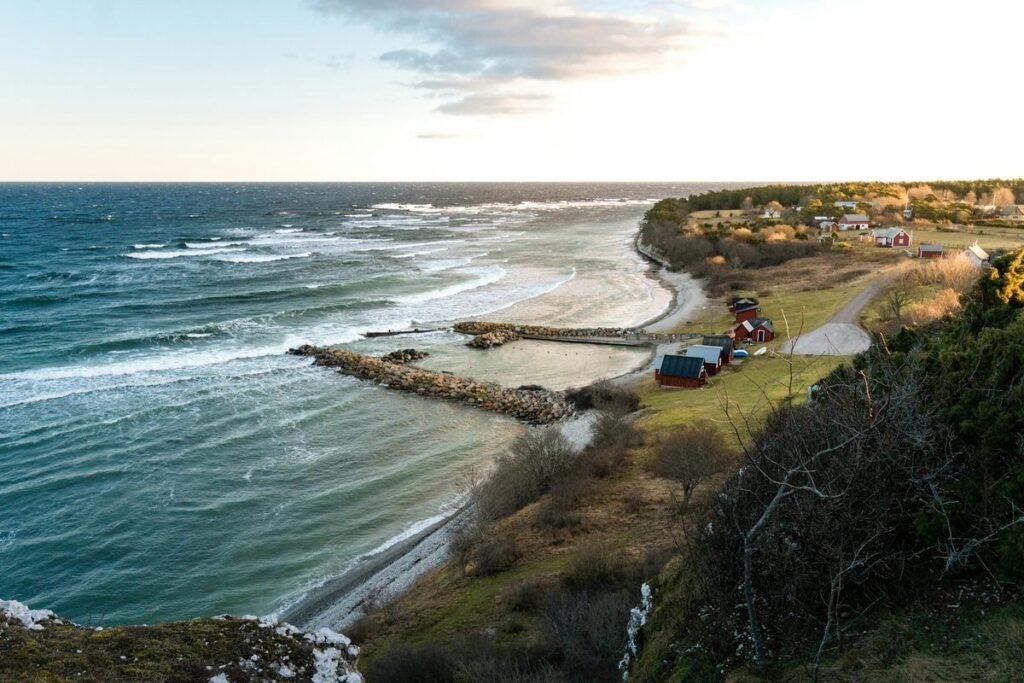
565 381 640 414
472 538 519 576
650 423 729 510
473 428 577 522
499 577 550 613
563 542 631 593
542 588 635 682
535 476 589 530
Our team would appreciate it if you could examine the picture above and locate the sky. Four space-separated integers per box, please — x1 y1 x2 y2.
1 0 1022 182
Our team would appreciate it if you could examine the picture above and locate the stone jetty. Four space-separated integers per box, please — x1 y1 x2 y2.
288 345 573 425
454 321 639 349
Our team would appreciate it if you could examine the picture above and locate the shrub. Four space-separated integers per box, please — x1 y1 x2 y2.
650 423 729 510
472 538 519 576
564 381 640 415
563 542 631 593
364 643 455 683
542 589 635 682
535 476 589 530
499 577 550 613
473 429 577 522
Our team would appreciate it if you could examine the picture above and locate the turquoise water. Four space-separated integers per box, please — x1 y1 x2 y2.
0 182 709 625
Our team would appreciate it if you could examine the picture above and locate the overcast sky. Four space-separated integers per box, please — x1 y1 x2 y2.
2 0 1021 181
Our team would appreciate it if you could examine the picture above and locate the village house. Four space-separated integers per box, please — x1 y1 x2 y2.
834 200 858 209
702 335 735 363
862 227 912 248
727 296 760 323
1000 205 1024 222
733 318 775 343
655 355 708 389
818 220 839 233
963 242 990 268
838 213 870 230
685 344 724 376
918 244 944 259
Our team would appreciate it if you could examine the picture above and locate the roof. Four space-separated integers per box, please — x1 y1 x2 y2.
834 201 858 206
965 244 989 260
740 318 775 333
918 244 944 253
658 355 706 379
685 345 723 364
869 227 908 239
728 296 759 307
1000 205 1024 216
703 335 735 353
840 214 870 223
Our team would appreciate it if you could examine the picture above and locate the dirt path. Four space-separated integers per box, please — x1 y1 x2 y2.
781 276 891 356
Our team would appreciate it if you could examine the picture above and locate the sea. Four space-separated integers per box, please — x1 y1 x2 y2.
0 182 717 625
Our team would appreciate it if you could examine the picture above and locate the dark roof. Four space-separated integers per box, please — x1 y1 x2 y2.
658 355 706 379
703 335 735 353
919 244 944 253
751 318 775 333
728 296 759 307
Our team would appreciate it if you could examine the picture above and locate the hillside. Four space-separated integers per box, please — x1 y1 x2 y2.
0 600 362 683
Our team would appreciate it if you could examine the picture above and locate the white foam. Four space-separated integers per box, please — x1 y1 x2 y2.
213 252 312 264
132 243 165 249
395 265 506 304
275 228 303 234
125 248 243 260
391 247 449 259
184 241 247 249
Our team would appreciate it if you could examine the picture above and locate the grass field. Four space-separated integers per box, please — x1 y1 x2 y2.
636 354 847 444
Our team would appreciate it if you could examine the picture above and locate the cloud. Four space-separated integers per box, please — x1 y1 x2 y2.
416 132 465 139
312 0 719 115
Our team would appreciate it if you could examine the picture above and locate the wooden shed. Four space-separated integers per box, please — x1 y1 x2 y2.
734 318 776 343
655 355 707 388
702 335 735 363
685 344 724 376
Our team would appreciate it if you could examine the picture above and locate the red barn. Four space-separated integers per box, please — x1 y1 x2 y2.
734 318 775 343
918 244 943 259
864 227 912 248
727 296 760 323
655 355 707 388
685 345 724 376
702 335 735 363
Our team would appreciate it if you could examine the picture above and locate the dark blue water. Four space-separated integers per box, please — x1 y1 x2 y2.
0 182 712 625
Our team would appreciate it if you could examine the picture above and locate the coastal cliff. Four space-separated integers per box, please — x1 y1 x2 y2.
0 599 361 683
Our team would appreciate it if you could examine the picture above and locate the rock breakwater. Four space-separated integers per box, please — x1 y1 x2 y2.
288 345 573 425
454 321 638 349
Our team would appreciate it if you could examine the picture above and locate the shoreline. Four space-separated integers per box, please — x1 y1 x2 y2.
277 225 707 632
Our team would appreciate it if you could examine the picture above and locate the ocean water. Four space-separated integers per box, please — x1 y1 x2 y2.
0 182 712 625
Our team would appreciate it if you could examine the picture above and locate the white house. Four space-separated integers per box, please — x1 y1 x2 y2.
963 242 990 267
1000 205 1024 222
838 213 870 230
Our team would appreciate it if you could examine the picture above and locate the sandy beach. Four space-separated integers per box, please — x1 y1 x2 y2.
278 231 706 632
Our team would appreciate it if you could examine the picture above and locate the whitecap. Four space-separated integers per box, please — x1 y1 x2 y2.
124 248 244 260
213 252 312 264
395 265 506 304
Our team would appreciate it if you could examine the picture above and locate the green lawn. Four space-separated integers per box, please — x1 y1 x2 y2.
637 354 848 445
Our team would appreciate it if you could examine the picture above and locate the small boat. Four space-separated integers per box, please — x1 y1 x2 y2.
753 347 768 357
733 349 749 359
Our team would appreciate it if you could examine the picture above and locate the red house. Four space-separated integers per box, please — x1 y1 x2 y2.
734 318 775 343
727 296 760 323
918 244 943 259
862 227 912 248
702 335 735 363
685 345 724 376
655 355 707 389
